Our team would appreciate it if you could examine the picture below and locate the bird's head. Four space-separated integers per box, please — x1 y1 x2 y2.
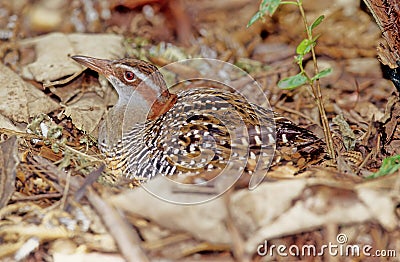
72 55 177 119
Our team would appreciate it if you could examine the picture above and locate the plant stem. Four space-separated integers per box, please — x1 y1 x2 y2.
281 1 298 5
297 0 336 160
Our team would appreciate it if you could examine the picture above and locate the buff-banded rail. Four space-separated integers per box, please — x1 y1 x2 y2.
72 56 324 185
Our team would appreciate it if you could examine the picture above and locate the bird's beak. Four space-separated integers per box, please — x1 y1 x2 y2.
71 55 113 77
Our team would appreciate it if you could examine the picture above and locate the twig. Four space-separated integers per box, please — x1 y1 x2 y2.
73 164 105 203
64 145 101 162
275 104 321 127
297 0 336 160
11 193 63 201
43 70 84 88
60 170 71 210
0 128 41 140
85 187 150 262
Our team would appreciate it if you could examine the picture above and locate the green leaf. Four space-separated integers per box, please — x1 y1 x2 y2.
265 0 281 16
309 15 325 31
312 33 321 42
260 0 269 9
247 11 263 27
311 68 332 80
295 54 303 64
247 0 281 27
367 154 400 179
278 73 308 90
296 39 313 55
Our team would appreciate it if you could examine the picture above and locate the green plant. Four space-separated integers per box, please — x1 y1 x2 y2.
248 0 335 160
368 154 400 179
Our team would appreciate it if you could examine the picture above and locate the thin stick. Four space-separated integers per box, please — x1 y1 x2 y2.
86 187 150 262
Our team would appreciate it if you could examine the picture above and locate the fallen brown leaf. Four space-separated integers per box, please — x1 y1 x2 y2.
19 33 124 84
0 63 60 123
0 136 18 208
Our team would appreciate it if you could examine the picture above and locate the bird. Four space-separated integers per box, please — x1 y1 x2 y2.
71 55 324 186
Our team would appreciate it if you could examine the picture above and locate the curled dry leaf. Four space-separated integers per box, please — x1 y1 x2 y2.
332 114 356 151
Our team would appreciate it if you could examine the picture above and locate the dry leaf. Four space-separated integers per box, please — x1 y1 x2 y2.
354 101 384 121
239 181 371 253
109 177 232 245
356 185 399 231
332 114 356 151
53 253 125 262
20 32 124 83
345 58 382 78
231 179 307 236
267 164 299 179
0 63 60 123
0 114 19 131
16 33 124 134
0 136 19 208
63 92 106 134
49 80 82 103
110 174 399 257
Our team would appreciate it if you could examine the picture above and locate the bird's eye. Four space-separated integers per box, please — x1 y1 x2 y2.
124 71 135 82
